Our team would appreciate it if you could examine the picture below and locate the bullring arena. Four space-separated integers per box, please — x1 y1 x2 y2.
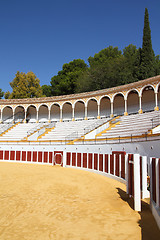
0 75 160 239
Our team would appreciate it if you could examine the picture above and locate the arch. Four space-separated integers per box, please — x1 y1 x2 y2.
26 105 37 123
113 93 125 116
112 92 125 102
158 85 160 109
14 106 25 122
140 84 155 96
141 86 155 112
62 102 72 121
38 104 49 122
127 90 139 114
50 103 60 122
2 106 13 123
87 98 98 119
100 96 111 117
74 100 85 120
62 101 73 108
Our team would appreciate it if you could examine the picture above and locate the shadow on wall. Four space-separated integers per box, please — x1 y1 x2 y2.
116 188 160 240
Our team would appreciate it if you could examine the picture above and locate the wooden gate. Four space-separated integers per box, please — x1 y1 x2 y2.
54 151 63 166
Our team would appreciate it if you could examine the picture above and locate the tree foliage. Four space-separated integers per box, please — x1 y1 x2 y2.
140 8 155 79
50 59 88 96
41 84 52 97
0 89 4 99
7 71 43 99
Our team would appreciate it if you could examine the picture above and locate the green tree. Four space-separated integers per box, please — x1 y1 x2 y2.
8 71 43 99
42 84 52 97
50 59 87 95
4 91 10 99
140 8 155 79
0 89 4 99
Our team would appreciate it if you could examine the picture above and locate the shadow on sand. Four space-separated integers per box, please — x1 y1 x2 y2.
116 188 160 240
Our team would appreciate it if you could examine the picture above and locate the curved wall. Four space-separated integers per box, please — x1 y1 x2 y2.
0 75 160 123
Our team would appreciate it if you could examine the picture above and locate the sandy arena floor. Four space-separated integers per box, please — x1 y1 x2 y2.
0 162 160 240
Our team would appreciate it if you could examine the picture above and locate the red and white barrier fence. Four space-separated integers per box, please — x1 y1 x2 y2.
0 149 63 166
0 148 159 229
66 151 127 182
150 157 160 229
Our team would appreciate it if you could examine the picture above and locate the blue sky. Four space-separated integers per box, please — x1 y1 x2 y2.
0 0 160 93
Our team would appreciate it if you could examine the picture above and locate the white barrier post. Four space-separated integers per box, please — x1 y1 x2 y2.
134 154 141 211
156 158 159 208
142 156 150 199
125 154 129 194
63 151 66 167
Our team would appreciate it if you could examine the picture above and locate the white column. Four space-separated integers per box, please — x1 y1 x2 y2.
124 100 128 116
139 96 143 114
48 109 51 122
13 109 15 123
85 106 87 120
134 154 141 211
97 104 100 119
72 106 75 121
110 102 114 118
60 106 62 122
24 109 27 123
154 92 159 111
36 109 39 123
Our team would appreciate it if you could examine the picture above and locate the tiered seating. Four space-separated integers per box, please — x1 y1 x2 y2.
96 111 160 140
0 123 44 141
39 118 108 142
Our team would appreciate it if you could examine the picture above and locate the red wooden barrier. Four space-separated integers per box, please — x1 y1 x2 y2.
88 153 92 169
77 153 81 167
104 154 108 173
16 151 21 161
128 154 134 197
0 150 3 160
38 152 42 163
33 151 37 162
22 151 26 161
110 154 114 175
83 153 87 168
66 152 71 165
49 152 53 164
72 153 76 166
94 154 98 170
27 151 31 162
44 152 48 163
10 151 15 161
99 154 103 172
4 151 9 160
159 159 160 207
152 158 156 203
